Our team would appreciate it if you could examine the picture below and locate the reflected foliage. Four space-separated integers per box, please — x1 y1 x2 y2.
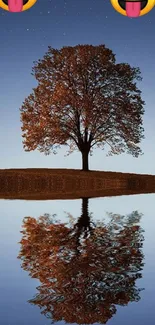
18 198 145 324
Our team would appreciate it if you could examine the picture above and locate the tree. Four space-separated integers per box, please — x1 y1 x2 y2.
18 200 144 324
20 44 145 170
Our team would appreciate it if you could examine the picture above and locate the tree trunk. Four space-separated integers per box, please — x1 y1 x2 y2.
81 150 89 171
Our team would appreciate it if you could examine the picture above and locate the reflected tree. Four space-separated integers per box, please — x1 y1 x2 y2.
18 198 145 324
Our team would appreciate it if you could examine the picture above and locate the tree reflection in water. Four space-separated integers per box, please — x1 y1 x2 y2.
18 198 145 324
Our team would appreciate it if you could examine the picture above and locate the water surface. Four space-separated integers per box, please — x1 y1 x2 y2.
0 194 155 325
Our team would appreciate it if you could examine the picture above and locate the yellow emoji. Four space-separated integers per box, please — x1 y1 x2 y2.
0 0 37 12
110 0 155 17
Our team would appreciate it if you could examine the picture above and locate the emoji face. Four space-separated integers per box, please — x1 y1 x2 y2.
110 0 155 17
0 0 37 12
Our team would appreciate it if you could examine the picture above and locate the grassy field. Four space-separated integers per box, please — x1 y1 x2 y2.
0 168 155 200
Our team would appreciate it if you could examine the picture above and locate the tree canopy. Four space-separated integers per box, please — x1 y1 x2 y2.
20 44 145 170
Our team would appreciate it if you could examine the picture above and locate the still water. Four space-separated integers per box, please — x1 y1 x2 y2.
0 194 155 325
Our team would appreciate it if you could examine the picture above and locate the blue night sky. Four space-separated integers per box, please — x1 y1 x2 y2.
0 0 155 173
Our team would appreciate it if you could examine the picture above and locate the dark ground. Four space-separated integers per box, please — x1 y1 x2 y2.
0 168 155 200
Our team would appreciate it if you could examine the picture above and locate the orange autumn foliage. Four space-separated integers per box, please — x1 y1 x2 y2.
20 44 145 170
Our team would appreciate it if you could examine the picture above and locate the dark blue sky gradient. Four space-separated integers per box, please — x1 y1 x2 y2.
0 0 155 173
